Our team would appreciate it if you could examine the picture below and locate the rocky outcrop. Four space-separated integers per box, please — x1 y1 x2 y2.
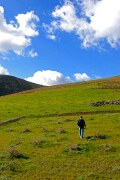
91 100 120 106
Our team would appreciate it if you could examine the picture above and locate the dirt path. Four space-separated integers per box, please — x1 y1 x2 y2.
0 116 25 126
30 109 120 118
0 110 120 126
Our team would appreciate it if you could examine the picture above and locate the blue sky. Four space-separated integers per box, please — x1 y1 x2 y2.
0 0 120 85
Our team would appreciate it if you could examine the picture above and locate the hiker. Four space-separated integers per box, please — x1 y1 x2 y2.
77 116 86 139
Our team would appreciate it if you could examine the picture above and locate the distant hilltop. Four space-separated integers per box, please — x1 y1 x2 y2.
0 75 43 96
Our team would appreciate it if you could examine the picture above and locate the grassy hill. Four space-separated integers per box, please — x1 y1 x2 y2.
0 75 43 96
0 76 120 179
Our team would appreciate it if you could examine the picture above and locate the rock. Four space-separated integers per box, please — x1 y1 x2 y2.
91 100 120 106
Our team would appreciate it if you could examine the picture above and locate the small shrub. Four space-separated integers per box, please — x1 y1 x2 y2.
64 143 90 155
53 141 60 146
0 161 22 172
101 144 116 152
112 166 120 173
77 176 86 180
59 137 69 141
9 162 22 172
42 128 48 132
59 128 66 133
83 142 90 146
86 133 106 140
23 127 31 133
94 132 106 139
0 163 7 172
64 119 72 122
7 146 28 159
10 141 22 146
31 139 54 148
62 144 82 155
86 136 94 140
6 128 14 132
57 121 62 124
32 139 46 147
69 144 82 152
88 172 100 178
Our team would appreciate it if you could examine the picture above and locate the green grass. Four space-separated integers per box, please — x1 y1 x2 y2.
0 77 120 179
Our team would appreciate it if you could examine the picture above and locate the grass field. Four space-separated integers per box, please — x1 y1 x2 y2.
0 76 120 179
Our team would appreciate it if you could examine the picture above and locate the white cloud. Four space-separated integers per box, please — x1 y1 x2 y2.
28 50 38 58
47 35 56 40
26 70 72 86
0 64 9 75
0 6 39 55
74 73 90 81
94 75 101 79
51 1 77 32
45 0 120 48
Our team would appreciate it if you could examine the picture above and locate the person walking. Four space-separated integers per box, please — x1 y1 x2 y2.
77 116 86 139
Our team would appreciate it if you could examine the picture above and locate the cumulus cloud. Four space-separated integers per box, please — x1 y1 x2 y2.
94 75 101 79
26 70 71 86
47 35 56 40
45 0 120 48
0 6 39 55
28 50 38 58
74 73 90 81
0 64 9 75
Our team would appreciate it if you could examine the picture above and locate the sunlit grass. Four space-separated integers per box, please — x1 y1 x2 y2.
0 78 120 179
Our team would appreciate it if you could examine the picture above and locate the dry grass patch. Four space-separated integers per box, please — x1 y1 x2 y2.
69 144 82 152
101 144 116 153
86 132 106 140
23 127 31 133
32 139 46 147
6 128 14 132
41 128 48 132
94 132 106 139
58 128 66 133
6 146 28 159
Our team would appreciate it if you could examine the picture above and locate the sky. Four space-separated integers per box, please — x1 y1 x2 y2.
0 0 120 86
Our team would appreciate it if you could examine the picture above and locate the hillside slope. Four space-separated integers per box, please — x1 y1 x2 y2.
0 75 43 96
0 76 120 180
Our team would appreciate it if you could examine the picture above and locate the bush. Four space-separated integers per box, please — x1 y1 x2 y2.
59 128 66 133
101 144 116 152
86 132 106 140
64 119 72 122
42 128 48 132
6 128 14 132
0 161 22 172
7 146 28 159
23 127 31 133
32 139 46 147
94 132 106 139
69 144 82 152
8 161 22 172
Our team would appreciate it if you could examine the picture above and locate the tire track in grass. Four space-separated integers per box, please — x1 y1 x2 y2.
29 109 120 118
0 116 25 126
0 110 120 126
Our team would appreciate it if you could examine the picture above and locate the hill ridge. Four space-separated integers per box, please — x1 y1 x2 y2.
0 75 43 96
